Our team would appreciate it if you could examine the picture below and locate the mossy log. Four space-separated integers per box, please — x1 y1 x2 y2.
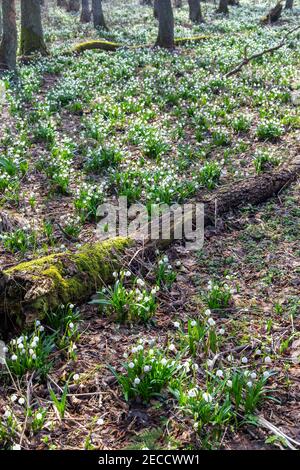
0 156 299 331
72 35 209 54
0 238 131 331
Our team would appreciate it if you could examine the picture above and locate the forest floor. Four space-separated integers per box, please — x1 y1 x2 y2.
0 0 300 450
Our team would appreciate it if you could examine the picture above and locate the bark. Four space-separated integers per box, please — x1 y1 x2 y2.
92 0 107 29
285 0 294 9
228 0 239 5
67 0 80 12
154 0 158 18
155 0 175 49
20 0 47 56
140 0 153 5
0 0 17 70
261 2 283 24
80 0 91 22
57 0 68 7
174 0 182 7
217 0 229 14
188 0 204 23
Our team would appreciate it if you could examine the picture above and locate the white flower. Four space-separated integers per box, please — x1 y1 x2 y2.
204 309 211 316
32 354 37 360
255 349 262 355
11 354 17 361
202 392 213 403
97 418 104 426
173 321 180 328
29 349 34 356
246 381 253 388
207 317 215 327
36 413 43 421
123 352 128 358
18 343 24 350
39 326 44 332
250 372 257 380
188 388 197 398
137 345 143 351
11 395 17 402
193 422 199 430
131 347 137 354
136 278 145 287
227 380 232 388
73 374 80 381
128 362 135 369
264 356 272 364
69 322 74 330
4 410 12 418
227 354 234 362
263 371 270 379
12 444 21 450
112 272 118 278
18 397 25 405
2 346 8 353
241 356 248 364
216 369 223 378
161 358 168 366
144 365 151 373
218 328 225 335
69 304 75 309
125 271 131 277
134 377 140 385
168 344 176 352
35 320 41 326
207 359 214 369
191 320 197 327
192 363 199 371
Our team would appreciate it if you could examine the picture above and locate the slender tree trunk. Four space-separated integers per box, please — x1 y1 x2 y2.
67 0 80 12
0 0 17 70
20 0 47 56
217 0 229 14
92 0 107 29
57 0 68 7
228 0 239 5
188 0 204 23
154 0 158 18
80 0 91 22
285 0 293 9
156 0 174 49
174 0 182 7
140 0 153 5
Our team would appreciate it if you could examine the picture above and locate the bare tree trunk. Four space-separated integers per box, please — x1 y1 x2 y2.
80 0 91 22
228 0 239 5
57 0 68 7
156 0 174 49
0 0 17 70
154 0 158 18
140 0 153 5
285 0 294 9
188 0 204 23
174 0 182 7
20 0 47 56
217 0 229 14
67 0 80 12
92 0 107 29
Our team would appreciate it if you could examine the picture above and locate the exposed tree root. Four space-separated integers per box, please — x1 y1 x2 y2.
0 156 299 332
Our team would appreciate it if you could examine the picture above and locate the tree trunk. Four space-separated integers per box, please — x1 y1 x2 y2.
140 0 153 5
228 0 239 5
188 0 204 23
155 0 174 49
20 0 47 56
92 0 107 29
154 0 158 18
217 0 229 14
285 0 294 9
174 0 182 7
80 0 91 22
57 0 68 7
261 2 283 24
0 0 17 70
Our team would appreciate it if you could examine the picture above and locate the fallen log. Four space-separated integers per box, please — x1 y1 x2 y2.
0 155 299 331
72 35 209 54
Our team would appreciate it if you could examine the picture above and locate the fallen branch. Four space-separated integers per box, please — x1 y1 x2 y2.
225 25 300 78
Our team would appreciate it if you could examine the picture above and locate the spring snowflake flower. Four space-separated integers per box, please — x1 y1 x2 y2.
204 309 211 316
161 358 168 366
264 356 272 364
12 444 21 450
73 374 80 381
191 320 197 327
128 362 135 369
241 356 248 364
246 381 253 388
136 278 145 287
131 347 137 354
216 370 223 378
207 359 214 369
144 365 151 373
69 322 74 330
18 397 25 405
188 388 198 398
192 363 199 371
112 272 118 278
207 317 216 327
137 345 143 352
250 372 257 380
35 320 41 327
173 321 180 328
10 395 17 402
168 344 176 352
218 328 225 335
263 371 270 379
227 380 232 388
202 392 213 403
97 418 104 426
134 377 141 385
125 271 131 277
11 355 17 361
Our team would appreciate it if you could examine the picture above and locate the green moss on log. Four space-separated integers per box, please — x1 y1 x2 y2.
0 237 131 326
